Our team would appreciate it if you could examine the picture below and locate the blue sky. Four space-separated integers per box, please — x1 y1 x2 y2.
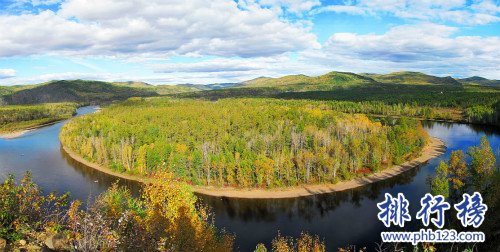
0 0 500 85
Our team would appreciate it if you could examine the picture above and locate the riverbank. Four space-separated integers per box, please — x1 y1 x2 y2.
195 137 446 198
62 137 446 199
0 119 67 139
0 129 30 139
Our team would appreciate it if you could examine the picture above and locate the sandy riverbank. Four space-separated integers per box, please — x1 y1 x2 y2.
0 130 30 139
0 120 67 140
62 137 446 199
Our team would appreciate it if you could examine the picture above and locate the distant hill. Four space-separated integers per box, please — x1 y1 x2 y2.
0 86 13 96
240 71 375 91
0 80 156 105
0 84 38 96
1 71 498 105
459 76 500 87
362 71 462 85
205 83 243 89
113 81 152 88
153 84 208 95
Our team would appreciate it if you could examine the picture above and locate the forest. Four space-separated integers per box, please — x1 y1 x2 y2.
60 98 428 188
178 82 500 126
0 103 77 133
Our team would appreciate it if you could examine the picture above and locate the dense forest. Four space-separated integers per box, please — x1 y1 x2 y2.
0 103 77 133
178 81 500 125
60 98 428 188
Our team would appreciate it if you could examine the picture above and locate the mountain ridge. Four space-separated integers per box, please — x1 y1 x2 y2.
1 71 499 105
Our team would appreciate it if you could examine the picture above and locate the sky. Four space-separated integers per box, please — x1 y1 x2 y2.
0 0 500 85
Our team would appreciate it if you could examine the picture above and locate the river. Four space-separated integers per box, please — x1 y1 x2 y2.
0 106 499 251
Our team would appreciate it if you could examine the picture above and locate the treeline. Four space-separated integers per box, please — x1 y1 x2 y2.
177 83 500 125
61 98 428 188
0 103 77 133
464 101 500 125
322 100 459 121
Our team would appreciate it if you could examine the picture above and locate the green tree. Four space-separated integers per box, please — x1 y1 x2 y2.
430 161 449 198
448 150 468 190
468 136 496 191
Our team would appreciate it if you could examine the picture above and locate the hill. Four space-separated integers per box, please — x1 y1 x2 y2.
112 81 152 88
0 80 157 105
0 86 13 96
153 84 208 95
0 84 38 96
241 71 375 90
459 76 500 86
363 71 462 85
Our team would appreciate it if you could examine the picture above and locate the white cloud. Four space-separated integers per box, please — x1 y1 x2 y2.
0 0 318 58
152 55 330 79
317 0 500 25
153 58 262 73
302 23 500 78
0 68 16 79
471 0 500 14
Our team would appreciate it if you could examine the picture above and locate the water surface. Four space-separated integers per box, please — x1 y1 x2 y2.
0 106 141 200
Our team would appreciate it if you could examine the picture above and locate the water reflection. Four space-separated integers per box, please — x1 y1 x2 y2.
198 167 419 223
60 147 142 198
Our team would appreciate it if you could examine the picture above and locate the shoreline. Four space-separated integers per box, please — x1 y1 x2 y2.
0 119 68 139
62 137 446 199
0 129 30 139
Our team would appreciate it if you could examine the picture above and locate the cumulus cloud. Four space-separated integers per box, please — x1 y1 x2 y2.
0 0 319 58
0 68 16 79
316 0 500 25
302 23 500 78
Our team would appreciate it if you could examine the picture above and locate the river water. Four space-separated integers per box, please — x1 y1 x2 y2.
1 106 499 251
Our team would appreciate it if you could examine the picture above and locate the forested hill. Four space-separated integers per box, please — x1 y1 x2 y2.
1 71 499 106
0 80 242 105
0 80 157 105
459 76 500 86
241 71 375 89
362 71 462 85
